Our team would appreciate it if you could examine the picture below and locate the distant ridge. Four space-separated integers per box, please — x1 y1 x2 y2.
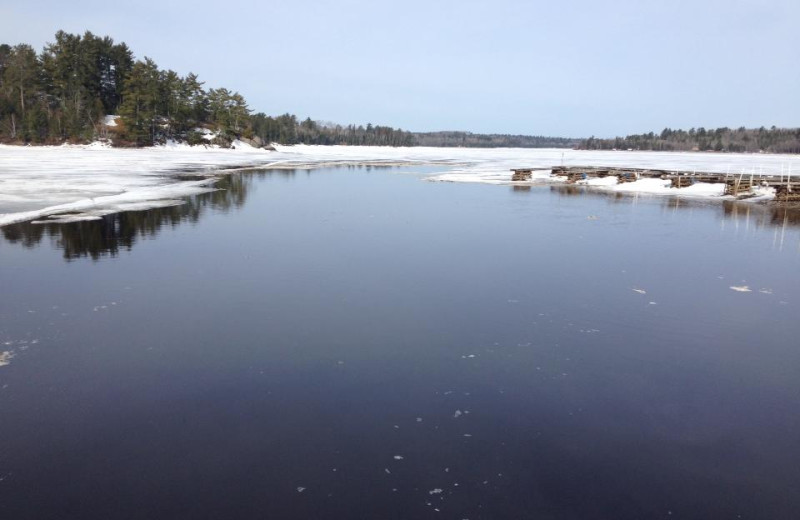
578 127 800 154
411 131 579 148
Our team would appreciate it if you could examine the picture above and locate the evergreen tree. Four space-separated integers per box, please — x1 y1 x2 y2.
118 58 161 145
2 44 39 140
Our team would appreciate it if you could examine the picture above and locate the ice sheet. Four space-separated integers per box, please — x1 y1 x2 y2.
2 144 799 226
0 143 276 226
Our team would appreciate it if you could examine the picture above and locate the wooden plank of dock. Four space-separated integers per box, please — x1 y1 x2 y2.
511 168 533 181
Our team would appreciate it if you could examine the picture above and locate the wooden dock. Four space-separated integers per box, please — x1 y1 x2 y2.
510 166 800 201
511 168 534 181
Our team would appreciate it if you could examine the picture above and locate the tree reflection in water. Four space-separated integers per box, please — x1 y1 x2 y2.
1 171 282 261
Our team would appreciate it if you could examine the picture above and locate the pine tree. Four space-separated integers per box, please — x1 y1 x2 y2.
3 44 39 140
118 58 161 145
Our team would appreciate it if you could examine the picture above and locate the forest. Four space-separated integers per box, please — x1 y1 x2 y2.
0 31 416 147
578 127 800 154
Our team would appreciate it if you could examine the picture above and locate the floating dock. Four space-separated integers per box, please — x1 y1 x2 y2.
510 167 799 201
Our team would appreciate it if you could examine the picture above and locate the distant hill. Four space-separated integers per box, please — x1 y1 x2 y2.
412 131 579 148
578 127 800 154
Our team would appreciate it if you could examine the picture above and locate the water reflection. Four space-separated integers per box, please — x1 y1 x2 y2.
546 184 800 229
5 171 800 261
2 173 255 261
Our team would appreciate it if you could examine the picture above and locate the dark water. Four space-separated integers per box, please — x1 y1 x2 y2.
1 167 800 520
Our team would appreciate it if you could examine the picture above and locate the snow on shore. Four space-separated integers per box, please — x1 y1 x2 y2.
1 144 798 226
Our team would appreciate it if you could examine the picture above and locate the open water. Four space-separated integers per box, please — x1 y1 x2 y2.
1 166 799 519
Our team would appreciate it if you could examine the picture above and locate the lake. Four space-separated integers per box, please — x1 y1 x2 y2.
1 166 800 519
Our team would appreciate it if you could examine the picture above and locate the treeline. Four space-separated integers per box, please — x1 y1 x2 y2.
579 126 800 154
248 121 575 148
251 114 415 146
412 131 578 148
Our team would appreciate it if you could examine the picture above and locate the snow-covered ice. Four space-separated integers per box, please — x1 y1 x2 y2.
1 144 799 227
0 143 275 226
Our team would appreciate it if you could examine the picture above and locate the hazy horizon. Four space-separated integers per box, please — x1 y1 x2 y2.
1 0 798 137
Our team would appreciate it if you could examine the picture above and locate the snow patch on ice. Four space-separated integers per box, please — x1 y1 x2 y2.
0 351 14 367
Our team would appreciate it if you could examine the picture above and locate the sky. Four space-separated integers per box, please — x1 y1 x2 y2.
1 0 798 137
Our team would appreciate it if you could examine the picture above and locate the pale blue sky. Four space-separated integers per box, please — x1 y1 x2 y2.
1 0 798 137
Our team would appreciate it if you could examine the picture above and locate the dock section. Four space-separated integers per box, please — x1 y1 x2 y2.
509 166 799 201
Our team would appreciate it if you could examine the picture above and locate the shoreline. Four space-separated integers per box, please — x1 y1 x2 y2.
3 139 800 157
2 145 800 228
